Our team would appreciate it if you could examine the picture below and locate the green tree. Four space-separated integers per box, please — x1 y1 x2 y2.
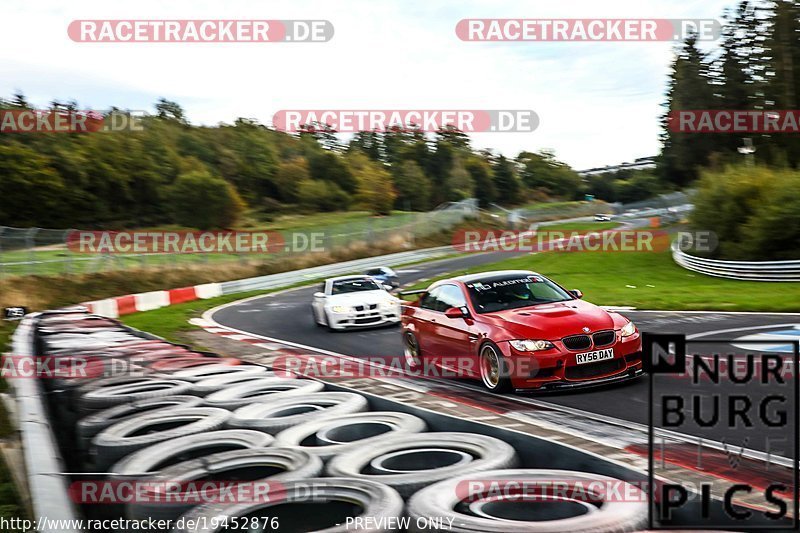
166 169 245 229
273 156 310 203
155 98 187 124
392 160 431 211
296 179 349 212
517 150 582 198
465 156 496 208
309 151 357 194
349 152 397 215
0 143 66 226
660 35 718 186
492 154 520 202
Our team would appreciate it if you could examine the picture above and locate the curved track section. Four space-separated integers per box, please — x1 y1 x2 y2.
211 249 800 450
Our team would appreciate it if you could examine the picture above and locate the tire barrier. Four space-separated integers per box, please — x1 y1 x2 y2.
174 478 405 533
406 469 648 533
148 356 239 373
76 395 203 452
189 371 281 397
326 432 519 498
169 364 267 382
202 378 325 409
91 407 231 470
110 429 274 479
78 377 193 412
228 392 369 435
126 448 323 521
274 412 427 460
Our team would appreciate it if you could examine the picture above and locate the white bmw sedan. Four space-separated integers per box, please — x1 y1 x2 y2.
312 275 401 331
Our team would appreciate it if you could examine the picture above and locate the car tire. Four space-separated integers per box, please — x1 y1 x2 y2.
312 306 324 327
78 377 193 411
326 432 518 498
173 478 404 533
127 448 323 521
274 411 427 461
110 429 275 479
406 469 648 533
227 392 369 435
190 372 280 397
170 364 267 382
76 395 203 452
203 378 325 410
325 310 338 332
91 407 231 470
479 342 512 393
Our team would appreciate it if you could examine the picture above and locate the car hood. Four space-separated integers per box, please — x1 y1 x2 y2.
478 299 617 340
326 290 394 306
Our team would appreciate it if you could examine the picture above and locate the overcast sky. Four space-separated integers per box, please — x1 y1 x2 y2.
2 0 735 170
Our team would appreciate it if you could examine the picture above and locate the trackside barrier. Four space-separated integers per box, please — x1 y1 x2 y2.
672 242 800 282
9 312 82 533
83 246 451 318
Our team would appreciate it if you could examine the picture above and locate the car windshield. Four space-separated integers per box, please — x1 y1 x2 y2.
332 278 381 294
464 274 574 314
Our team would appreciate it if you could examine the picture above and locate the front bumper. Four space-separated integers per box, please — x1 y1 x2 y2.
500 332 643 390
327 305 401 330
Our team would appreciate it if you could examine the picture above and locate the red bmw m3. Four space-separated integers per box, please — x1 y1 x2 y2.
401 270 643 392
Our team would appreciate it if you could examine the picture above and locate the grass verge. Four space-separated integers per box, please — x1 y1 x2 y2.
403 249 800 312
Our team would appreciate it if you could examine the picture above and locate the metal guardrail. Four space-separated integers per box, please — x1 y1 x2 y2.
219 246 452 294
10 312 82 533
671 242 800 282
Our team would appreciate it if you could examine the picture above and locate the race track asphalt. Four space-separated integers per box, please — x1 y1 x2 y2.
211 249 800 453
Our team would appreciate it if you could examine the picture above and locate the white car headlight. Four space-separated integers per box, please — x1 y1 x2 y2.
509 339 554 352
620 321 637 337
331 305 349 313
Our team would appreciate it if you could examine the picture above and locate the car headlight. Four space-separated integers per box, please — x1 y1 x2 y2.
620 320 637 337
331 305 349 313
509 339 554 352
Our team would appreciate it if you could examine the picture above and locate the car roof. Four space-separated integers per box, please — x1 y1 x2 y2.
328 275 374 283
450 270 542 284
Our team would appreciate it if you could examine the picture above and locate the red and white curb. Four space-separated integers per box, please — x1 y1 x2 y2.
83 283 222 318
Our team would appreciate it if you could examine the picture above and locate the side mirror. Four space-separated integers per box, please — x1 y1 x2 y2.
444 307 469 319
570 289 583 299
383 284 393 292
313 292 326 298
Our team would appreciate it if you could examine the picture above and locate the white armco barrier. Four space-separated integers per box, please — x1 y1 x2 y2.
672 242 800 282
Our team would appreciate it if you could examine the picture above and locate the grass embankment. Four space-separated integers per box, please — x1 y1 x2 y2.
0 210 428 277
0 213 490 315
121 289 275 344
404 249 800 312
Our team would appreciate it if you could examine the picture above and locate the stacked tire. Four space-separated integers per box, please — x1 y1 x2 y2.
33 310 650 532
